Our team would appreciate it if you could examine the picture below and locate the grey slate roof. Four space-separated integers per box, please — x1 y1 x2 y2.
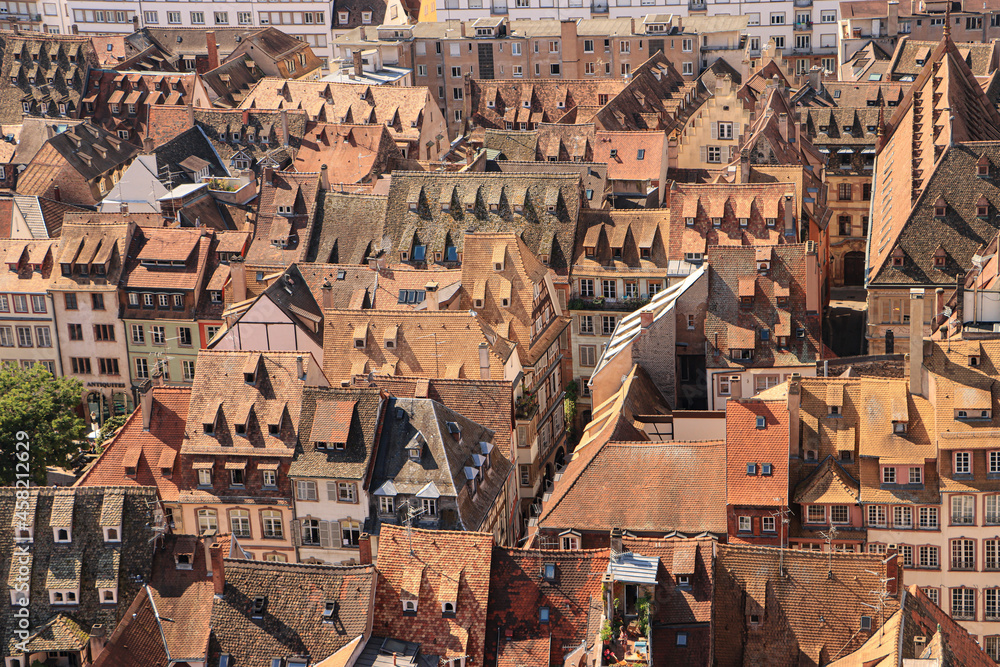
306 191 387 265
290 386 383 480
383 171 581 272
0 486 157 658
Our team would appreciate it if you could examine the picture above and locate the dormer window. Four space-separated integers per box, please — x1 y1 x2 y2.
740 296 753 308
933 247 946 268
103 526 120 542
934 198 946 217
403 599 417 613
978 196 990 218
543 563 556 580
891 246 904 267
893 421 907 434
746 463 757 475
712 217 721 228
252 595 267 619
766 218 776 227
978 156 990 177
354 325 367 349
54 527 71 543
100 588 117 604
277 205 293 216
777 295 788 306
442 601 456 615
685 217 694 227
584 246 596 258
970 354 980 367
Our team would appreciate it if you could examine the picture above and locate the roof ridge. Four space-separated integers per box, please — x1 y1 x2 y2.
223 558 376 573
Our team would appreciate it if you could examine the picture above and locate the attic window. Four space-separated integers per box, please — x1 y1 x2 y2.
765 218 776 227
539 606 550 623
739 218 748 227
893 421 907 434
636 149 645 160
978 158 990 177
762 463 773 475
934 198 946 217
756 416 766 429
543 563 556 580
970 354 980 367
442 601 456 615
252 596 267 618
323 601 338 619
860 616 872 631
685 217 695 226
746 463 757 475
403 600 417 613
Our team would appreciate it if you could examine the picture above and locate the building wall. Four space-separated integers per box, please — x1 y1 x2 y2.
0 290 58 375
727 505 783 546
123 317 203 387
56 3 336 71
706 365 817 411
213 296 325 362
49 286 132 423
292 474 370 565
178 499 297 561
674 76 750 171
866 287 929 355
825 160 872 287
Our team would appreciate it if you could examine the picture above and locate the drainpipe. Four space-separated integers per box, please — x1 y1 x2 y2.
47 291 64 376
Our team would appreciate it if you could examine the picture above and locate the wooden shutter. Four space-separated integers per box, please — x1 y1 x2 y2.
319 520 332 548
290 519 301 546
700 146 707 162
308 481 318 501
729 145 737 161
327 481 338 501
710 122 718 140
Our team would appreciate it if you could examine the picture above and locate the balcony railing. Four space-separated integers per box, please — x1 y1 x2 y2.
794 0 813 6
2 12 42 22
793 20 813 30
569 295 651 312
591 1 609 12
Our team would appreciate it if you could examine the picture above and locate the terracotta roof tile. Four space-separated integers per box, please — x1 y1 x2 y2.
374 525 492 666
725 399 790 506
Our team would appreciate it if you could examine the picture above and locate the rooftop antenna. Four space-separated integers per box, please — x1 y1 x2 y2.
401 498 426 556
818 525 839 577
770 499 792 576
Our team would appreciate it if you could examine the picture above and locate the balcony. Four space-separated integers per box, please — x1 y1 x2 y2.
491 3 508 13
569 295 650 312
689 0 706 9
794 0 812 6
1 13 42 22
515 394 538 421
591 1 609 12
793 20 813 31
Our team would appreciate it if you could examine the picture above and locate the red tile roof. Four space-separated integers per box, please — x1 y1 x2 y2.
485 548 609 667
373 525 493 666
537 440 728 535
76 387 190 501
725 399 790 506
592 131 665 182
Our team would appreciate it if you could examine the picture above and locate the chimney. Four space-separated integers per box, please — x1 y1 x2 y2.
132 15 139 30
778 112 789 141
887 1 900 37
738 150 750 183
353 49 364 77
424 281 439 311
560 19 580 79
322 278 333 309
231 256 248 303
639 310 654 329
786 373 802 456
241 108 250 126
264 166 274 186
909 288 924 395
807 66 823 92
280 109 290 148
296 355 305 381
359 533 373 565
143 136 154 153
11 23 18 34
206 31 220 71
359 26 367 41
460 22 467 37
139 380 153 431
935 287 945 332
120 202 130 215
89 625 107 659
210 542 226 595
52 185 61 202
783 195 795 239
478 342 490 379
910 0 919 15
203 531 217 576
320 163 329 190
610 527 623 554
151 370 163 388
186 102 195 129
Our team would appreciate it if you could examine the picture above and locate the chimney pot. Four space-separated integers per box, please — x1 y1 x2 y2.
320 163 330 190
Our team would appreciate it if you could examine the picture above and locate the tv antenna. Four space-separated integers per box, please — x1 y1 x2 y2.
401 499 426 556
818 525 839 577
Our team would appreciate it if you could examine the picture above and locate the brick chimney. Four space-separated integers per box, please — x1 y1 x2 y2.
909 288 924 395
359 533 373 565
89 624 107 659
281 109 290 148
187 102 195 128
203 530 217 576
639 310 654 330
206 31 220 71
210 542 226 595
610 527 623 554
230 256 248 303
296 355 305 381
353 50 364 78
424 281 439 311
320 163 329 190
139 379 153 431
52 185 61 201
263 166 274 186
322 278 333 309
783 194 795 240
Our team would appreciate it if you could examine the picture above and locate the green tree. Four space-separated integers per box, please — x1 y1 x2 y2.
0 364 86 485
96 414 128 451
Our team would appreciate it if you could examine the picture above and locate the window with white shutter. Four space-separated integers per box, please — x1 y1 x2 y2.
710 122 718 140
319 520 333 548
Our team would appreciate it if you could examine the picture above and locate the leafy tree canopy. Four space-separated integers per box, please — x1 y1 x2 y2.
0 364 86 485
